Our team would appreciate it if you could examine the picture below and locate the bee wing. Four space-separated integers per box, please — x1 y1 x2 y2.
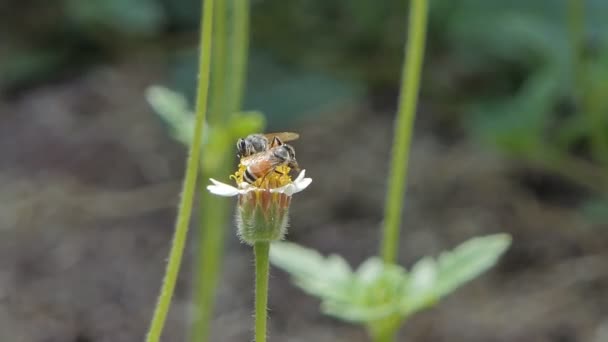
263 132 300 143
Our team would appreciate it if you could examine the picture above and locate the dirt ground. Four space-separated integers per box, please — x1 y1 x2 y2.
1 60 607 342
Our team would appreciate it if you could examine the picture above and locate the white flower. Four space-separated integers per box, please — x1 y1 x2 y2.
207 170 312 197
207 169 312 245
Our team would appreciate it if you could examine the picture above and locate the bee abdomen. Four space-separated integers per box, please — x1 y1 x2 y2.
244 168 257 184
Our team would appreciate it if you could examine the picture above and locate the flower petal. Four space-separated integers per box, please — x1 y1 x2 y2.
271 170 312 196
207 179 240 197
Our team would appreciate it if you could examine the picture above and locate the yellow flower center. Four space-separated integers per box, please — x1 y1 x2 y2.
230 163 293 189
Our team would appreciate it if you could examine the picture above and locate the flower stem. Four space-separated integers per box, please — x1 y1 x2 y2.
145 0 215 341
254 241 270 342
380 0 428 264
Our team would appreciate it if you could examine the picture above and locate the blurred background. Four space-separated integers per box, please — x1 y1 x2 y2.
1 0 608 341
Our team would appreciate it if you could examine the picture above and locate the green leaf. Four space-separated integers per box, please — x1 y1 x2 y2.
270 242 352 300
467 68 561 158
432 234 511 297
145 85 200 146
64 0 165 37
270 235 511 330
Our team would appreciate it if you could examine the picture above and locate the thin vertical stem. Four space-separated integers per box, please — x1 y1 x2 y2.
568 0 608 164
373 333 396 342
208 0 227 124
254 241 270 342
145 0 215 341
230 0 250 112
380 0 428 264
190 176 230 342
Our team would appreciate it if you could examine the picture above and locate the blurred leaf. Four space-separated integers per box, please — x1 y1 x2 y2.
146 86 266 172
431 234 512 297
581 197 608 223
169 49 363 129
145 85 199 146
270 234 511 331
64 0 166 37
245 52 364 127
467 68 562 158
0 48 70 89
270 242 353 300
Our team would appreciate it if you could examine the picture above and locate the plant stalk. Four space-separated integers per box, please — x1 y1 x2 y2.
380 0 428 264
208 0 227 124
568 0 608 164
254 241 270 342
230 0 250 111
190 167 230 342
145 0 215 340
190 1 251 341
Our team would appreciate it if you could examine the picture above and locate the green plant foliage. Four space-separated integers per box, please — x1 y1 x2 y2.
146 85 265 172
63 0 166 37
146 85 265 146
169 50 363 129
433 0 608 192
581 196 608 223
251 0 408 86
146 86 198 145
270 234 511 338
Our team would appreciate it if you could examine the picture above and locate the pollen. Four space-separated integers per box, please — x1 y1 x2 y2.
231 163 293 189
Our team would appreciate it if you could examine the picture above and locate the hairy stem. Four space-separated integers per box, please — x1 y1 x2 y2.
380 0 428 264
254 241 270 342
145 0 215 341
190 170 230 342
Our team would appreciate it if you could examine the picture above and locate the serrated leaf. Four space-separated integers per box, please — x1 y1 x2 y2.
270 242 353 300
433 234 511 297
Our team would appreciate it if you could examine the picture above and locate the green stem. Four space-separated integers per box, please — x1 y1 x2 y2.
230 0 250 112
145 0 215 341
208 0 227 124
190 168 230 342
567 0 608 164
380 0 428 264
189 1 251 341
373 333 396 342
254 241 270 342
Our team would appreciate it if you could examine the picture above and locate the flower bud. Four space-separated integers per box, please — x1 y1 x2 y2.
236 190 291 245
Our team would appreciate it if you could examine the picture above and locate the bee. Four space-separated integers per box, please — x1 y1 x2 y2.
240 143 299 184
236 132 299 158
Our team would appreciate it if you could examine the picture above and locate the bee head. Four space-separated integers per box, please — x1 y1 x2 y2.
236 138 248 157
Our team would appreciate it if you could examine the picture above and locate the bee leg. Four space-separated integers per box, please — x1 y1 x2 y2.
273 170 284 175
